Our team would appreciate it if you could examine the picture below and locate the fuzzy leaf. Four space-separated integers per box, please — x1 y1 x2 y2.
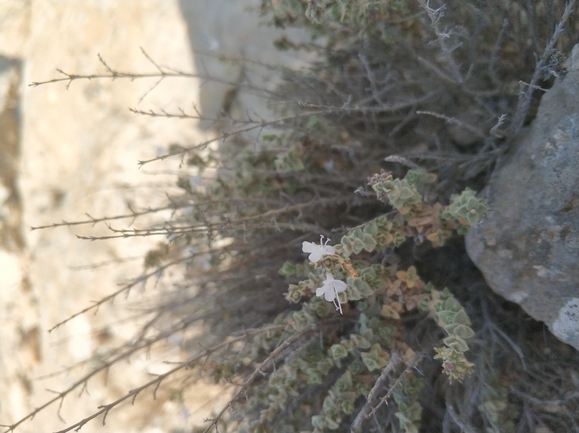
443 335 469 352
361 233 377 251
452 324 475 339
444 296 462 312
381 304 400 319
363 221 378 236
341 339 356 352
330 344 349 360
453 309 471 325
346 283 362 300
311 415 326 430
353 278 373 297
437 310 456 325
349 333 372 349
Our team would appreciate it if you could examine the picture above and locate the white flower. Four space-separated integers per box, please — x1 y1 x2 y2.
316 273 347 314
302 235 335 263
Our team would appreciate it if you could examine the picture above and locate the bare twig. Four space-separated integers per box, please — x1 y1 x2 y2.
135 107 332 167
67 255 142 270
417 0 463 83
297 91 438 114
202 324 318 433
31 204 183 231
31 54 240 91
351 353 422 433
508 0 576 136
489 113 507 138
367 355 422 417
488 19 509 87
31 197 282 231
63 327 283 433
416 110 487 138
4 314 283 433
351 352 402 433
47 254 188 333
383 155 420 169
75 196 346 240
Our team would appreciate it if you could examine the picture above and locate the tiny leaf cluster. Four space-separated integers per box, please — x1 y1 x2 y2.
204 168 486 433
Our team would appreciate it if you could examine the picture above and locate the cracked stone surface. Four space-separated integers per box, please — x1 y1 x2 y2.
466 44 579 351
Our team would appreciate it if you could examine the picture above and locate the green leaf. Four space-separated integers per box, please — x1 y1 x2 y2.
325 415 340 430
353 278 373 297
349 333 372 349
352 238 366 254
443 335 469 352
286 284 303 303
279 261 296 276
348 361 364 375
363 221 378 236
341 400 355 415
361 233 377 251
330 344 349 360
317 357 334 373
307 370 323 385
322 395 340 417
453 309 471 325
341 339 356 352
452 324 475 339
336 370 353 389
437 310 456 325
275 150 304 173
360 355 380 371
417 296 431 312
376 215 389 227
346 283 362 300
443 324 459 336
361 327 374 342
444 296 462 312
466 210 481 226
311 415 326 430
406 401 423 421
392 232 406 247
361 343 388 371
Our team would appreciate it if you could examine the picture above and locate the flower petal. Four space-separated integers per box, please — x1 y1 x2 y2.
302 241 314 253
323 245 336 255
313 252 325 262
324 288 336 302
332 280 347 293
302 238 335 263
323 273 336 284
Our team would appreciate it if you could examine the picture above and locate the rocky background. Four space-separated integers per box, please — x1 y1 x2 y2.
466 45 579 352
0 1 308 432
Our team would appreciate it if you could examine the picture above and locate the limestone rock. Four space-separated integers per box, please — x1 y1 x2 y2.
466 44 579 351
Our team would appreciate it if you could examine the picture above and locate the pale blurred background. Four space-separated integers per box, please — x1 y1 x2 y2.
0 1 309 432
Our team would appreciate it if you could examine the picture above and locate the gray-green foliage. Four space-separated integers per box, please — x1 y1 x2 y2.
9 2 579 433
172 0 579 431
199 168 484 433
182 1 577 431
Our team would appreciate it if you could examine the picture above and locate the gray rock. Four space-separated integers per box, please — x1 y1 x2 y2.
466 44 579 351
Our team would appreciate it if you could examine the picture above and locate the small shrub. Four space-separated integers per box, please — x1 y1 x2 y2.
6 1 579 433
